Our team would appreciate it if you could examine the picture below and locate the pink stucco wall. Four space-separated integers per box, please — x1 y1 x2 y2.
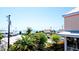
64 14 79 30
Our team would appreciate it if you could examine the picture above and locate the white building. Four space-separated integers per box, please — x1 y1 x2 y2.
58 7 79 51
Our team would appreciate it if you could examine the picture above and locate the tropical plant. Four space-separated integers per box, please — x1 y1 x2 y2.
34 32 47 50
0 33 3 43
19 31 22 35
9 26 49 51
9 35 36 51
51 34 61 43
26 27 32 35
51 34 63 51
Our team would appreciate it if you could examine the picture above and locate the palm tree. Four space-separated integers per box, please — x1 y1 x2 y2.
26 27 32 35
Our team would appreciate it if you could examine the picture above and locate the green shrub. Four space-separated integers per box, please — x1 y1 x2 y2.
9 35 36 51
34 32 47 44
34 32 47 50
50 34 64 51
0 33 3 41
51 34 61 43
9 30 48 51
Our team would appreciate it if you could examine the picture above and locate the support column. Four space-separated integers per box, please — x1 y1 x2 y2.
64 36 67 51
76 38 79 49
74 38 77 49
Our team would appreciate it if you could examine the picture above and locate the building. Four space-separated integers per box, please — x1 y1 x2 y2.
44 29 52 34
58 7 79 51
64 7 79 31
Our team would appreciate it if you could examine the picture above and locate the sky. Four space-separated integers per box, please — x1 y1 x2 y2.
0 7 74 31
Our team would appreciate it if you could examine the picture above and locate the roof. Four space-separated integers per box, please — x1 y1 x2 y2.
58 31 79 38
65 8 79 14
63 7 79 17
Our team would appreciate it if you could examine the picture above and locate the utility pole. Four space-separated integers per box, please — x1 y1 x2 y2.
7 15 11 51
